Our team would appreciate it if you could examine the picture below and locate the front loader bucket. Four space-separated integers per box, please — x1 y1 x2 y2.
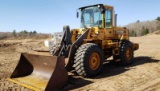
8 53 68 91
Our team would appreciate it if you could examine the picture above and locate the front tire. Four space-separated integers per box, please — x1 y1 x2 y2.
74 43 103 77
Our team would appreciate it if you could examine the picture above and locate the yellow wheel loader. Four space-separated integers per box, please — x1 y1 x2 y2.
8 4 139 90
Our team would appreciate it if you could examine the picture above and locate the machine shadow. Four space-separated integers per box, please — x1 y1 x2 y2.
61 75 93 90
95 56 160 79
62 56 159 90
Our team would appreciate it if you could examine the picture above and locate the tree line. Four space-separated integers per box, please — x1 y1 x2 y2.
0 30 38 39
126 17 160 37
12 30 37 37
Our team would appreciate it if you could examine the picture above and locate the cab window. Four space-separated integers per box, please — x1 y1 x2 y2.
105 9 112 28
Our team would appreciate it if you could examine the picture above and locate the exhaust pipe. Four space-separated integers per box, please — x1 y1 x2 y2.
115 14 117 27
112 10 117 27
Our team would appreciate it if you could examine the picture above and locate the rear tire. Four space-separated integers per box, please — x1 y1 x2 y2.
114 40 134 65
74 43 103 77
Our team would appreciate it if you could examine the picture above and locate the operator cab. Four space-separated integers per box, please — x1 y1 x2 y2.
77 4 116 29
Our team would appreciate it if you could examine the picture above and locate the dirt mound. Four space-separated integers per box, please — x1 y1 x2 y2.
152 30 160 34
141 30 160 37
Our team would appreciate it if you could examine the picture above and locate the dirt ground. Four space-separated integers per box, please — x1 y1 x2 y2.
0 34 160 91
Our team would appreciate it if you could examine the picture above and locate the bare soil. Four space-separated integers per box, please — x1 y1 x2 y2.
0 34 160 91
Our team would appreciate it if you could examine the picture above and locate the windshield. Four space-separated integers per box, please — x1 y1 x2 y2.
80 6 102 28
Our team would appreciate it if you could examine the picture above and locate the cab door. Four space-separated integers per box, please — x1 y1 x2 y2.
104 9 114 39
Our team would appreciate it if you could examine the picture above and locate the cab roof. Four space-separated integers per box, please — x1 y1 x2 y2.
79 4 113 10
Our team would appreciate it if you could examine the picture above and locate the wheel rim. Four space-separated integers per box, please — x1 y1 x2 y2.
89 52 100 70
126 47 132 61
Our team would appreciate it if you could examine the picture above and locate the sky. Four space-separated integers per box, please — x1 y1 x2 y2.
0 0 160 33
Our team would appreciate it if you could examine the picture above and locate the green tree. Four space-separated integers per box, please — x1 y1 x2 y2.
12 29 17 37
23 30 28 34
29 31 33 36
33 30 37 35
141 27 149 36
145 28 149 34
19 30 28 36
156 17 160 21
136 20 140 23
156 17 160 30
129 30 137 37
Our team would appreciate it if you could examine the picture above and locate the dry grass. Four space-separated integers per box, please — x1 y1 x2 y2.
0 32 50 40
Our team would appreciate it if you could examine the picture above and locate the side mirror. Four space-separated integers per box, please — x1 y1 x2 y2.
76 11 79 18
